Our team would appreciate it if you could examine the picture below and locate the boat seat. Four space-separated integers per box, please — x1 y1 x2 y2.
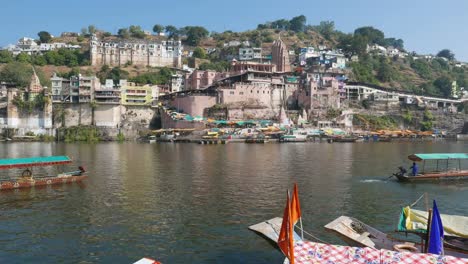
356 232 370 242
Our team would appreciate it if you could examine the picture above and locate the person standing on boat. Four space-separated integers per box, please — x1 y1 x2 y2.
410 162 419 176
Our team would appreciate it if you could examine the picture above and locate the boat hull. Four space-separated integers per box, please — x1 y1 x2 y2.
395 171 468 182
0 175 87 190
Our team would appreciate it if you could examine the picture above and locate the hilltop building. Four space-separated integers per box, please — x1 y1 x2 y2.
90 35 183 68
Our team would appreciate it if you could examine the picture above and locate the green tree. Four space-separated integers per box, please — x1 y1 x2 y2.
338 34 367 56
0 62 33 87
88 25 97 34
317 21 335 40
383 38 404 49
32 55 47 66
129 25 146 38
433 76 453 98
165 25 178 39
354 26 385 45
16 53 31 63
0 50 14 63
436 49 455 61
271 19 290 30
184 26 209 46
420 109 434 131
377 57 393 82
192 47 206 59
410 60 431 79
289 15 306 32
38 31 52 43
117 28 130 39
153 24 164 34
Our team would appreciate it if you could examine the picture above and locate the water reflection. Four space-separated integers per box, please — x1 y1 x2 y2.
0 141 468 263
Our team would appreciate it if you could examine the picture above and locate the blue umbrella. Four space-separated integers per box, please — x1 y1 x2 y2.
428 200 444 255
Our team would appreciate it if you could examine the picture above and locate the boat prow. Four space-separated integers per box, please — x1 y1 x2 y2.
248 217 302 245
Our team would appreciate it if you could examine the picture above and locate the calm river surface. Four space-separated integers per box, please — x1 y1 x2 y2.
1 141 468 263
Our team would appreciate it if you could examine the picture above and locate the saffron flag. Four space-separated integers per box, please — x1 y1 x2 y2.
428 200 444 255
290 183 302 225
278 192 295 264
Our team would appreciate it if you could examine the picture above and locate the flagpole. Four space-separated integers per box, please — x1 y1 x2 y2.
424 209 433 253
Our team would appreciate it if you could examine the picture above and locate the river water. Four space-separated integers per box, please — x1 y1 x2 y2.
1 141 468 263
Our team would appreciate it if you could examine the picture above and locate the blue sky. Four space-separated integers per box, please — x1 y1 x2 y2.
2 0 468 61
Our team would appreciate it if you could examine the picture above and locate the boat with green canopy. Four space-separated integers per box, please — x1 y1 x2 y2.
0 156 87 190
393 153 468 182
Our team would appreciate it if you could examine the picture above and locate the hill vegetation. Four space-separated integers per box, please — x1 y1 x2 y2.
0 15 467 98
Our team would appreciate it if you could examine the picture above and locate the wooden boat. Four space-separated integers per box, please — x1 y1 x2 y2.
245 135 270 143
325 215 468 258
397 206 468 252
249 184 468 263
0 156 87 190
393 153 468 182
279 134 307 142
327 136 358 143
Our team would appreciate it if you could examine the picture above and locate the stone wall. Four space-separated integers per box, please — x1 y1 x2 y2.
167 95 217 117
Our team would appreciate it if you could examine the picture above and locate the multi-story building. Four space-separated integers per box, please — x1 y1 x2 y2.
2 37 80 55
121 82 154 106
170 74 184 93
239 47 262 61
90 35 183 68
69 75 100 103
184 70 228 90
51 73 71 102
94 79 123 104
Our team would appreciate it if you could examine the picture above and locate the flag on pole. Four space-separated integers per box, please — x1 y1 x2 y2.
428 200 444 255
290 183 302 225
278 191 295 264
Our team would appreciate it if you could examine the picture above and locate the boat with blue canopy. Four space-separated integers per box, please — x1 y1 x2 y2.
0 156 87 190
393 153 468 182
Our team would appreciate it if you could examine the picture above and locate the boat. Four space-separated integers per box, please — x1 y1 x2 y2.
279 134 307 142
0 156 87 190
250 184 468 263
392 153 468 182
324 215 468 258
326 136 358 143
245 135 270 143
397 205 468 252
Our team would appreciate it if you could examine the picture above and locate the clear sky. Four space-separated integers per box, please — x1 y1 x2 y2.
2 0 468 61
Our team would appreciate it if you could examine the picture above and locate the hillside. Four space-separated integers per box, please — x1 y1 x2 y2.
1 16 467 98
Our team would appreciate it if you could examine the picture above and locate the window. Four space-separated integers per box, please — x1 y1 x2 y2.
229 91 235 95
251 90 253 93
239 92 244 95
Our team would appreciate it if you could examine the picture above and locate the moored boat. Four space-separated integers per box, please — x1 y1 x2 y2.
250 184 468 263
392 153 468 182
0 156 87 190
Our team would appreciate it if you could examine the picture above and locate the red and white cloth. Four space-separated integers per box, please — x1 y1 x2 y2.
289 241 468 264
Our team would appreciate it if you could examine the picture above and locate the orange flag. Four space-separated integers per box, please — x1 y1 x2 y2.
290 183 302 225
278 192 295 264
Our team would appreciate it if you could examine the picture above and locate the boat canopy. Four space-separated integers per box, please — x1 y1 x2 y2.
398 206 468 238
0 156 72 169
408 153 468 162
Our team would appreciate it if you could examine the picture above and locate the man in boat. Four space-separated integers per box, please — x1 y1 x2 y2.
410 162 419 176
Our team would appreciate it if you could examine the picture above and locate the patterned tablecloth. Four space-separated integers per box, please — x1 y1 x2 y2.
288 241 468 264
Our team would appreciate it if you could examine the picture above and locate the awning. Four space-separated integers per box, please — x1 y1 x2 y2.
408 153 468 161
0 156 72 169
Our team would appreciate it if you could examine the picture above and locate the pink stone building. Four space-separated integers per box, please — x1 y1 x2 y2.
184 70 228 90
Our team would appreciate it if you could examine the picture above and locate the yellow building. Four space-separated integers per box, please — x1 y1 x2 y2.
121 82 153 106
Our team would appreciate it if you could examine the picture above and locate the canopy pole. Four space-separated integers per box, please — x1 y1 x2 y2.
423 160 426 173
436 160 439 172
